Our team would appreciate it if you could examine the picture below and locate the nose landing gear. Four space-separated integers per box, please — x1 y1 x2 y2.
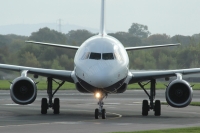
94 92 107 119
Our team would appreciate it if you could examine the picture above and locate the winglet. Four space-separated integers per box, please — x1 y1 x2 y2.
99 0 107 36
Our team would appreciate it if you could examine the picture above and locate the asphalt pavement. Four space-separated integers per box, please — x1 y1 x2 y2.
0 90 200 133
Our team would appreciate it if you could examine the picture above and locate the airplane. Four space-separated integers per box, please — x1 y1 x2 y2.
0 0 198 119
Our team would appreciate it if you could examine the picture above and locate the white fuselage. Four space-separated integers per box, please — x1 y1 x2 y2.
73 35 131 93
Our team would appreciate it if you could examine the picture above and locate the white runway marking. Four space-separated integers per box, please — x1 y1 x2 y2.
107 112 122 119
133 102 142 104
107 107 116 109
3 104 34 106
166 110 200 115
115 123 132 126
125 102 143 105
54 122 81 125
3 104 19 106
0 121 81 128
105 103 120 105
0 93 93 96
75 103 121 106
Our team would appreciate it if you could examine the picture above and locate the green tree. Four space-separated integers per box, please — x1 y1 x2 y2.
51 59 64 70
145 34 171 45
109 32 142 47
29 27 67 44
67 30 94 46
19 52 40 67
171 35 192 46
128 23 151 38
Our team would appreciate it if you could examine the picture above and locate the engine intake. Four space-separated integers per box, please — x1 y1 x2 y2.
165 79 192 108
10 77 37 105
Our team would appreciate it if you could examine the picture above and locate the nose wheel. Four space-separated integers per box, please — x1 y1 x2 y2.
102 108 106 119
94 108 106 119
94 92 107 119
95 108 99 119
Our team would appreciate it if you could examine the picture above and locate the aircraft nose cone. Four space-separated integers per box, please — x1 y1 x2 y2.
82 61 119 88
95 72 108 88
92 69 113 88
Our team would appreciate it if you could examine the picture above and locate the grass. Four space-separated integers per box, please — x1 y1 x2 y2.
190 102 200 106
111 127 200 133
127 82 200 90
162 102 200 106
127 83 166 90
1 80 200 90
0 80 75 90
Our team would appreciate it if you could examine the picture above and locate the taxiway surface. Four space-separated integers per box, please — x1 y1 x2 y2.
0 90 200 133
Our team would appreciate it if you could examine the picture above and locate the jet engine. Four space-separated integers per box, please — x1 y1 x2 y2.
165 79 192 108
10 77 37 105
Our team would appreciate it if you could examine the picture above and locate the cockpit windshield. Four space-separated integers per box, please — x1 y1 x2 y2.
89 52 101 60
102 53 114 60
81 52 116 60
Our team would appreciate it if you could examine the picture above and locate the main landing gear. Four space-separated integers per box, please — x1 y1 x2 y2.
138 79 161 116
41 77 65 115
94 92 107 119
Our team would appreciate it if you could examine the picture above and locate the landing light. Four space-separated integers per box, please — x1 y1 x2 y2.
95 92 101 99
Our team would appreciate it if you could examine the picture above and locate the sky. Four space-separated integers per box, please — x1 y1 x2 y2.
0 0 200 36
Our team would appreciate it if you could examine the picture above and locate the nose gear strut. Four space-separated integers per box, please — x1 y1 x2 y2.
94 92 107 119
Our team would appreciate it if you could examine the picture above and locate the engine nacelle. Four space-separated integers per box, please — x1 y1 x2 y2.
165 79 193 108
10 77 37 105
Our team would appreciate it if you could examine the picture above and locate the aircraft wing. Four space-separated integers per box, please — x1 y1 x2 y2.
0 64 74 83
26 41 80 50
125 43 180 51
129 68 200 84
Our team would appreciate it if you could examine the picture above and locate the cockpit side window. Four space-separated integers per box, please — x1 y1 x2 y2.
102 53 114 60
89 52 101 60
114 51 122 61
81 52 90 60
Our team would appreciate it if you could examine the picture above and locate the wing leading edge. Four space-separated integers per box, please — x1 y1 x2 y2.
26 41 79 50
125 43 181 51
0 64 74 83
129 68 200 84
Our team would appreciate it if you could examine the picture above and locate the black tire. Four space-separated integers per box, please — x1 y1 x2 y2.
154 100 161 116
142 100 149 116
41 98 48 114
95 108 99 119
53 98 60 114
102 109 106 119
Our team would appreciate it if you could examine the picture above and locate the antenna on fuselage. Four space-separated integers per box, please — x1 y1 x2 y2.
99 0 107 37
